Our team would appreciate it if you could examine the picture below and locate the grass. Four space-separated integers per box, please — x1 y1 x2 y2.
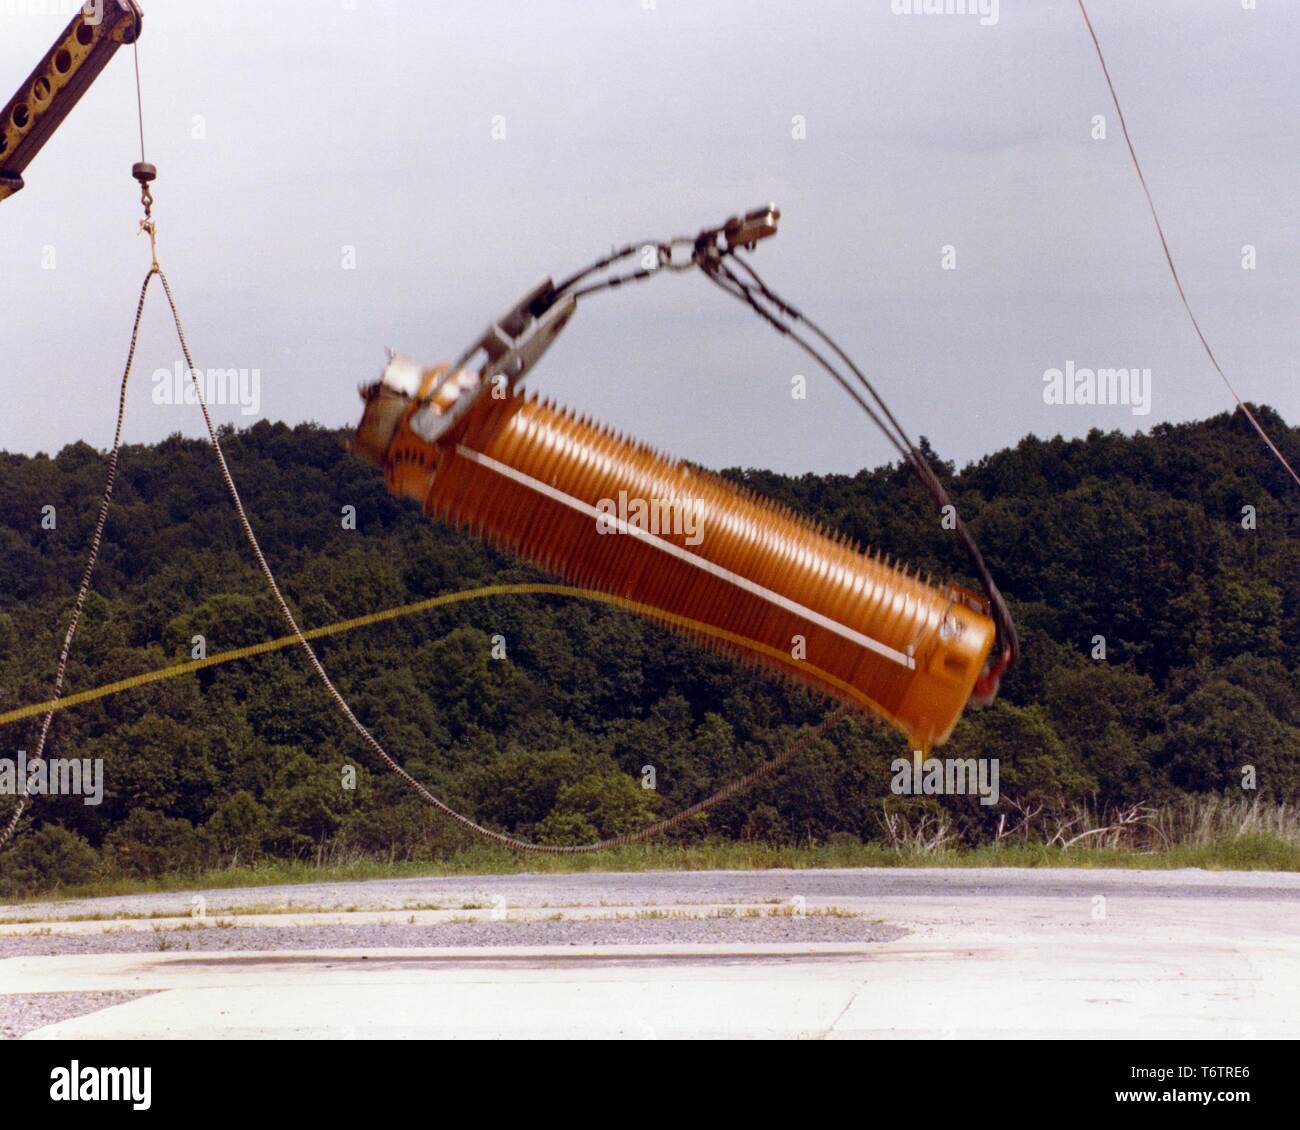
5 831 1298 906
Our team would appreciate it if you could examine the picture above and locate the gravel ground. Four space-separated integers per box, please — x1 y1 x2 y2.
1 991 156 1040
0 914 902 958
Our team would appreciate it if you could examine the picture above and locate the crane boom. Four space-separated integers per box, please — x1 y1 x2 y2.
0 0 143 202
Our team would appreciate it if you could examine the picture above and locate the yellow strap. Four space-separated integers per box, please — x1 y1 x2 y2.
0 582 890 730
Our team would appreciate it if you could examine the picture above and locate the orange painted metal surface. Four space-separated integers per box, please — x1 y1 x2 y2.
355 365 996 747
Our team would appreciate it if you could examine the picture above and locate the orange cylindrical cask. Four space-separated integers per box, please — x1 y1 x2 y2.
358 367 995 747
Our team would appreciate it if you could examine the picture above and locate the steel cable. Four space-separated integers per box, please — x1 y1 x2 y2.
1076 0 1299 490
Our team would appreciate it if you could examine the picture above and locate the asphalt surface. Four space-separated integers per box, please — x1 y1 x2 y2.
5 865 1296 922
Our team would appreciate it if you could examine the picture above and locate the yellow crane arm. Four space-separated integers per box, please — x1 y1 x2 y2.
0 0 143 203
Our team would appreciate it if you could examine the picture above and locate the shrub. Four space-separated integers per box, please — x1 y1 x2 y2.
0 823 101 898
105 809 211 879
205 790 270 863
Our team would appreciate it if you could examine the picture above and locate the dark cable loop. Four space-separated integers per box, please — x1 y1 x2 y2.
547 235 1018 670
717 251 1019 665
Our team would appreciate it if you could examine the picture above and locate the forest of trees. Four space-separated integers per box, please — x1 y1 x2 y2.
1 407 1297 893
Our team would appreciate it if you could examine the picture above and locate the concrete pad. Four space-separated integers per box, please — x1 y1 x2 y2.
5 868 1299 1039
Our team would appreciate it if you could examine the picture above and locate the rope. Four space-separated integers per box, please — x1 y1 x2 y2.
158 267 843 851
1076 0 1300 490
1 266 845 854
3 39 845 854
0 273 152 850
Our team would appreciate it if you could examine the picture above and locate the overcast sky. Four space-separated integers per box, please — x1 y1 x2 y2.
1 0 1295 475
